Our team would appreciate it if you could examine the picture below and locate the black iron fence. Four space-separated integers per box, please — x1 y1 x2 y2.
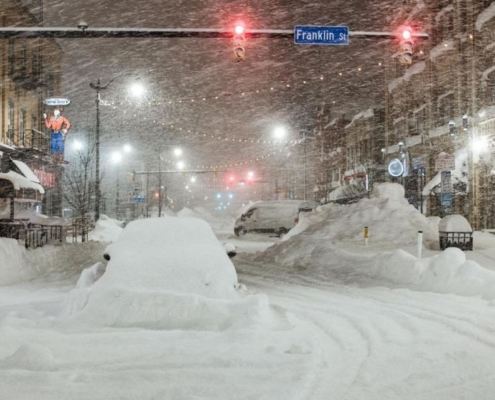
0 222 64 249
6 128 50 152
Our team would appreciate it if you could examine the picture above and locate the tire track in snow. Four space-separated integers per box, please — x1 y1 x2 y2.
238 272 495 399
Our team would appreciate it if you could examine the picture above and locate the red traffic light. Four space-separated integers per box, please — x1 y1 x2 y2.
402 29 412 40
235 24 245 35
398 27 414 65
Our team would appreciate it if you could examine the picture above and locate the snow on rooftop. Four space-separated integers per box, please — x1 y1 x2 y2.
12 160 40 183
345 108 374 128
476 2 495 31
435 4 454 22
482 65 495 87
0 171 44 194
388 61 425 93
430 40 455 62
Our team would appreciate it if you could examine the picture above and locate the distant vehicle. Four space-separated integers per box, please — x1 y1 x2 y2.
234 200 318 238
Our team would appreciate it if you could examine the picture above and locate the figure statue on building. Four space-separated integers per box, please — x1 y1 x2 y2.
43 107 71 164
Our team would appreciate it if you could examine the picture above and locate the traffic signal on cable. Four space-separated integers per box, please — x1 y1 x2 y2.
233 23 246 61
398 27 414 65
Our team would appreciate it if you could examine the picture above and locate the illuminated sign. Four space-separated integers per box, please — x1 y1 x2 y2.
388 158 404 177
43 97 71 106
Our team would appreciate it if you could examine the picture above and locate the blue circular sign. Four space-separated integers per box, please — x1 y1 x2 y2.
388 158 404 177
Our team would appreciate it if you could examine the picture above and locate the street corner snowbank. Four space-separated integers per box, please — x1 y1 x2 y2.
372 247 495 299
88 214 124 242
0 238 36 286
256 183 440 265
62 217 279 331
25 241 108 278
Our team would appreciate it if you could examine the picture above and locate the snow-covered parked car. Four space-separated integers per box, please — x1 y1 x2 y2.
100 217 240 298
234 200 318 238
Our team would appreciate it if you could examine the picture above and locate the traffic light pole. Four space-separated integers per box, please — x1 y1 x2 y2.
0 27 429 40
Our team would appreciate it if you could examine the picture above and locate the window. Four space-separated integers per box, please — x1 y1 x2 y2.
438 93 454 125
414 108 426 136
8 101 15 130
8 40 15 77
32 53 39 76
8 101 15 143
20 44 27 76
20 109 26 146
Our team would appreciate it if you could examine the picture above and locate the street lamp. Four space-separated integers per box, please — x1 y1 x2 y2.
89 75 141 222
274 126 286 139
112 151 123 219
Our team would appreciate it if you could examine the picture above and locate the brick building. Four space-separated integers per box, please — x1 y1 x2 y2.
0 0 64 220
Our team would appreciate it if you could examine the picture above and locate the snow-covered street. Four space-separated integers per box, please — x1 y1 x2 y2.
1 185 495 399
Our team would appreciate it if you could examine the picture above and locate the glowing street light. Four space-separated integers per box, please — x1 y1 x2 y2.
73 140 84 150
274 126 286 139
174 148 183 157
111 151 122 163
177 161 185 170
123 144 132 153
129 83 145 97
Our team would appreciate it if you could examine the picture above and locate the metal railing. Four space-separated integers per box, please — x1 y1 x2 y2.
5 128 50 152
0 222 64 249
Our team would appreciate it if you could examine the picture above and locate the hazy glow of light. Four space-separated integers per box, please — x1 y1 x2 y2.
174 148 183 157
73 140 83 150
473 137 489 154
274 126 286 139
177 161 185 170
112 152 122 163
402 29 412 40
190 176 196 183
129 83 145 97
123 144 132 153
235 24 244 35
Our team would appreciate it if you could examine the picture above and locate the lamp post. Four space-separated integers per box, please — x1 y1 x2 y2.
89 76 142 222
155 145 183 217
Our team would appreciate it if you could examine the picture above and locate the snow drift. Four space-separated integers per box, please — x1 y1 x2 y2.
253 183 495 299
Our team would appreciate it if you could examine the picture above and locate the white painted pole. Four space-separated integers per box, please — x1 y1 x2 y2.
417 231 423 259
364 226 369 246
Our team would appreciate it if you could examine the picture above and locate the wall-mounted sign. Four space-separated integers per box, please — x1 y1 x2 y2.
435 152 455 171
388 158 404 177
43 97 71 107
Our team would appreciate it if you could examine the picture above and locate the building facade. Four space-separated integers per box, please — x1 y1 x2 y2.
381 0 495 229
0 0 63 220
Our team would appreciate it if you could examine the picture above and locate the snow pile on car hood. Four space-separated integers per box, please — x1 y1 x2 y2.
0 238 36 286
88 214 124 243
64 218 273 330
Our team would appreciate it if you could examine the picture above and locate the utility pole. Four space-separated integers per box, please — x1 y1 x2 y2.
89 74 133 222
89 79 103 222
158 148 162 217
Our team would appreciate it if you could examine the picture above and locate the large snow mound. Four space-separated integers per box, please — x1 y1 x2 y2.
88 214 124 243
64 217 272 330
0 238 36 286
260 183 439 265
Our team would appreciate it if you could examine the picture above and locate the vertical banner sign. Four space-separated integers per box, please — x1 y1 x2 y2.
440 171 453 213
